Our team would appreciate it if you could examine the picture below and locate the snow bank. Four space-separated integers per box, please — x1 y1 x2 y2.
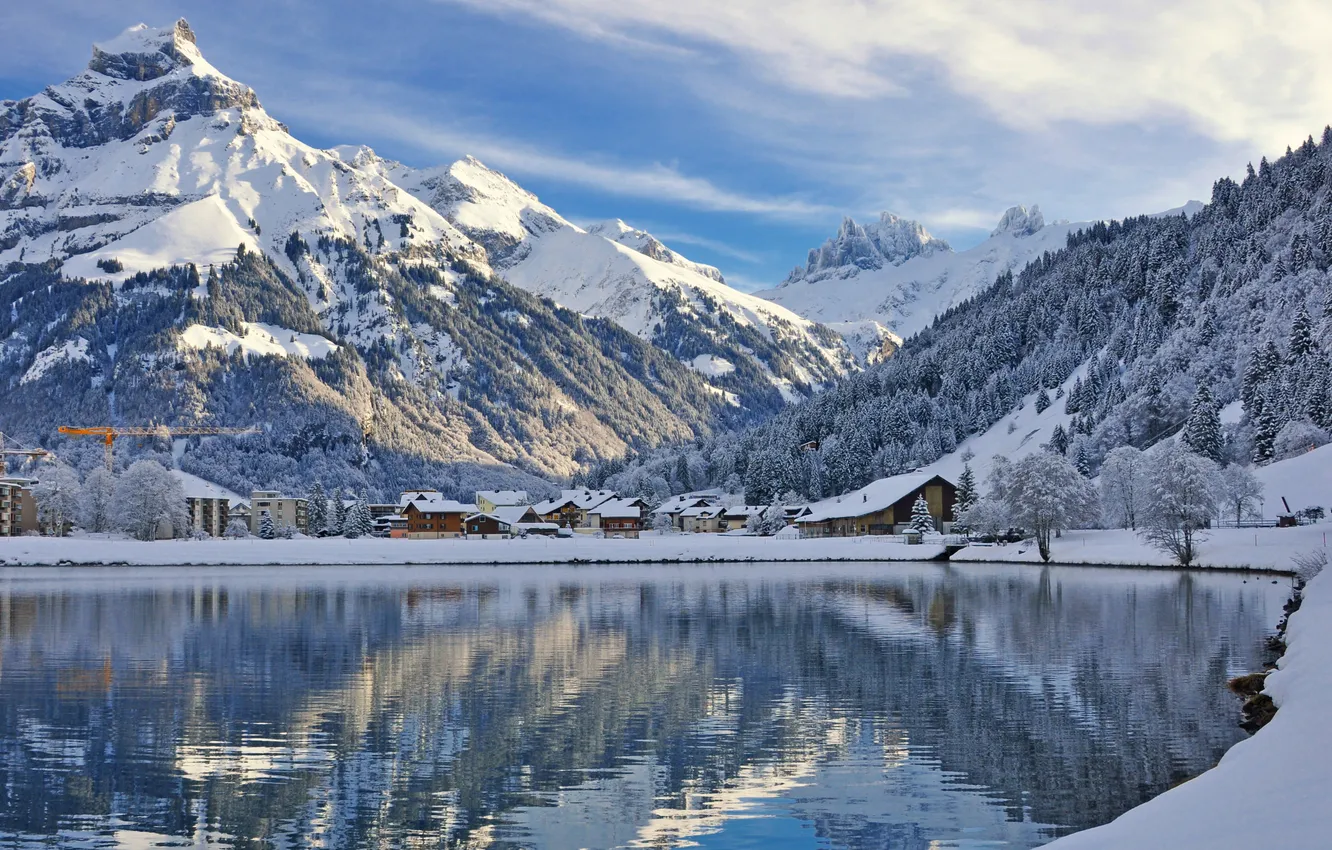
1255 442 1332 516
20 337 90 384
953 527 1326 572
0 535 947 567
62 196 261 283
1043 568 1332 849
179 321 337 360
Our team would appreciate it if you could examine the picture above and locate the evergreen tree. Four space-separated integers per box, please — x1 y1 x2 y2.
1035 388 1052 414
1049 424 1070 454
909 494 935 534
344 496 373 538
258 511 276 540
954 463 978 517
331 489 349 536
307 480 327 538
1182 386 1224 462
1252 402 1278 462
1072 442 1092 477
1289 306 1316 358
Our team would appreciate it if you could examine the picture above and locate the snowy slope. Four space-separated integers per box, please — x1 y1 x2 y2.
363 152 857 394
1255 443 1332 515
757 205 1084 341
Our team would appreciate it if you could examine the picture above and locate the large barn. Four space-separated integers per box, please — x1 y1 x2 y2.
797 473 957 538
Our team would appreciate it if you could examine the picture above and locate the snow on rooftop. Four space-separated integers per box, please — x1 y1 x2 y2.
802 472 947 523
172 469 243 505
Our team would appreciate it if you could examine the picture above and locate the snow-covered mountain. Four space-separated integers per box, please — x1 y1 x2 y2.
0 20 809 496
0 21 483 281
358 152 856 403
757 205 1084 345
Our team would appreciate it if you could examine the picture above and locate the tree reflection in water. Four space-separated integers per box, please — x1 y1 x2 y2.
0 563 1286 849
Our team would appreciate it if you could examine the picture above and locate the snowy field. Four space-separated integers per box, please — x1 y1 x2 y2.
0 534 947 567
952 526 1327 572
1043 567 1332 850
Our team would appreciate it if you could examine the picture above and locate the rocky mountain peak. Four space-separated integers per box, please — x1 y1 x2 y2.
990 204 1045 238
786 211 950 284
88 20 203 81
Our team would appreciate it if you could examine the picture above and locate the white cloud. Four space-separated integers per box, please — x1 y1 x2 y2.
279 99 836 220
436 0 1332 151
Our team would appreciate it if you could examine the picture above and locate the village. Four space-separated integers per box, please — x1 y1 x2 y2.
0 467 961 543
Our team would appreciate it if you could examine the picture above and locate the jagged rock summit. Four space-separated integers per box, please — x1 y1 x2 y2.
785 212 950 285
990 204 1045 238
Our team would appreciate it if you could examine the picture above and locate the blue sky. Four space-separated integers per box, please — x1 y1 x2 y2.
2 1 1325 290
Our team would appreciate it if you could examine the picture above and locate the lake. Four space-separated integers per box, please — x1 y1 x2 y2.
0 563 1288 849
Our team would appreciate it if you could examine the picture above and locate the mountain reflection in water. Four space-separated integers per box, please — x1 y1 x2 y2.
0 563 1286 849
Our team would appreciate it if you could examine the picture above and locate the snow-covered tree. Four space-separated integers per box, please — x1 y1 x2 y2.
1273 419 1330 460
1004 451 1100 561
956 498 1008 537
755 502 787 536
1217 465 1264 526
223 518 251 539
114 460 188 541
1182 386 1223 462
909 494 935 533
32 464 81 537
307 480 327 538
985 455 1014 504
330 490 348 536
954 462 978 517
344 497 374 538
258 511 276 540
1140 443 1221 566
79 467 116 533
1099 446 1148 530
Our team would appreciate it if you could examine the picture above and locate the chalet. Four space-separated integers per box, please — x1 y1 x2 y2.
797 473 956 538
723 505 767 531
680 504 726 533
783 505 813 525
464 505 546 538
463 512 516 539
532 489 619 528
475 490 530 513
588 498 645 538
401 492 477 539
652 492 724 531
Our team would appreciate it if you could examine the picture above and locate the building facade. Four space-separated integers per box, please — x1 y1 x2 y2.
187 497 231 538
249 491 309 535
401 493 475 539
798 473 956 538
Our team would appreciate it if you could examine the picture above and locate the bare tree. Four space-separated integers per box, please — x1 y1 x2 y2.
1217 465 1264 526
1141 443 1221 566
32 465 81 537
1099 446 1148 529
1004 451 1100 561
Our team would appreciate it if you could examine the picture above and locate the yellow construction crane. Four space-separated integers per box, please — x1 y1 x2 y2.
0 432 53 477
58 425 260 471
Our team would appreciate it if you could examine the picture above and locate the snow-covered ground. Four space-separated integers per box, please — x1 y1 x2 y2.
0 534 946 567
1042 566 1332 850
952 526 1327 571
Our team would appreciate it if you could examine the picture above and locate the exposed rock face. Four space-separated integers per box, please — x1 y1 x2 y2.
0 18 261 153
786 212 951 284
990 204 1045 238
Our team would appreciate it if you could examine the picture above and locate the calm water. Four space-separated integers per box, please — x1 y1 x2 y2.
0 563 1288 850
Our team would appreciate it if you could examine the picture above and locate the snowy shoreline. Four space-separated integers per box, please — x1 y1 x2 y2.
1041 567 1330 849
2 527 1322 572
